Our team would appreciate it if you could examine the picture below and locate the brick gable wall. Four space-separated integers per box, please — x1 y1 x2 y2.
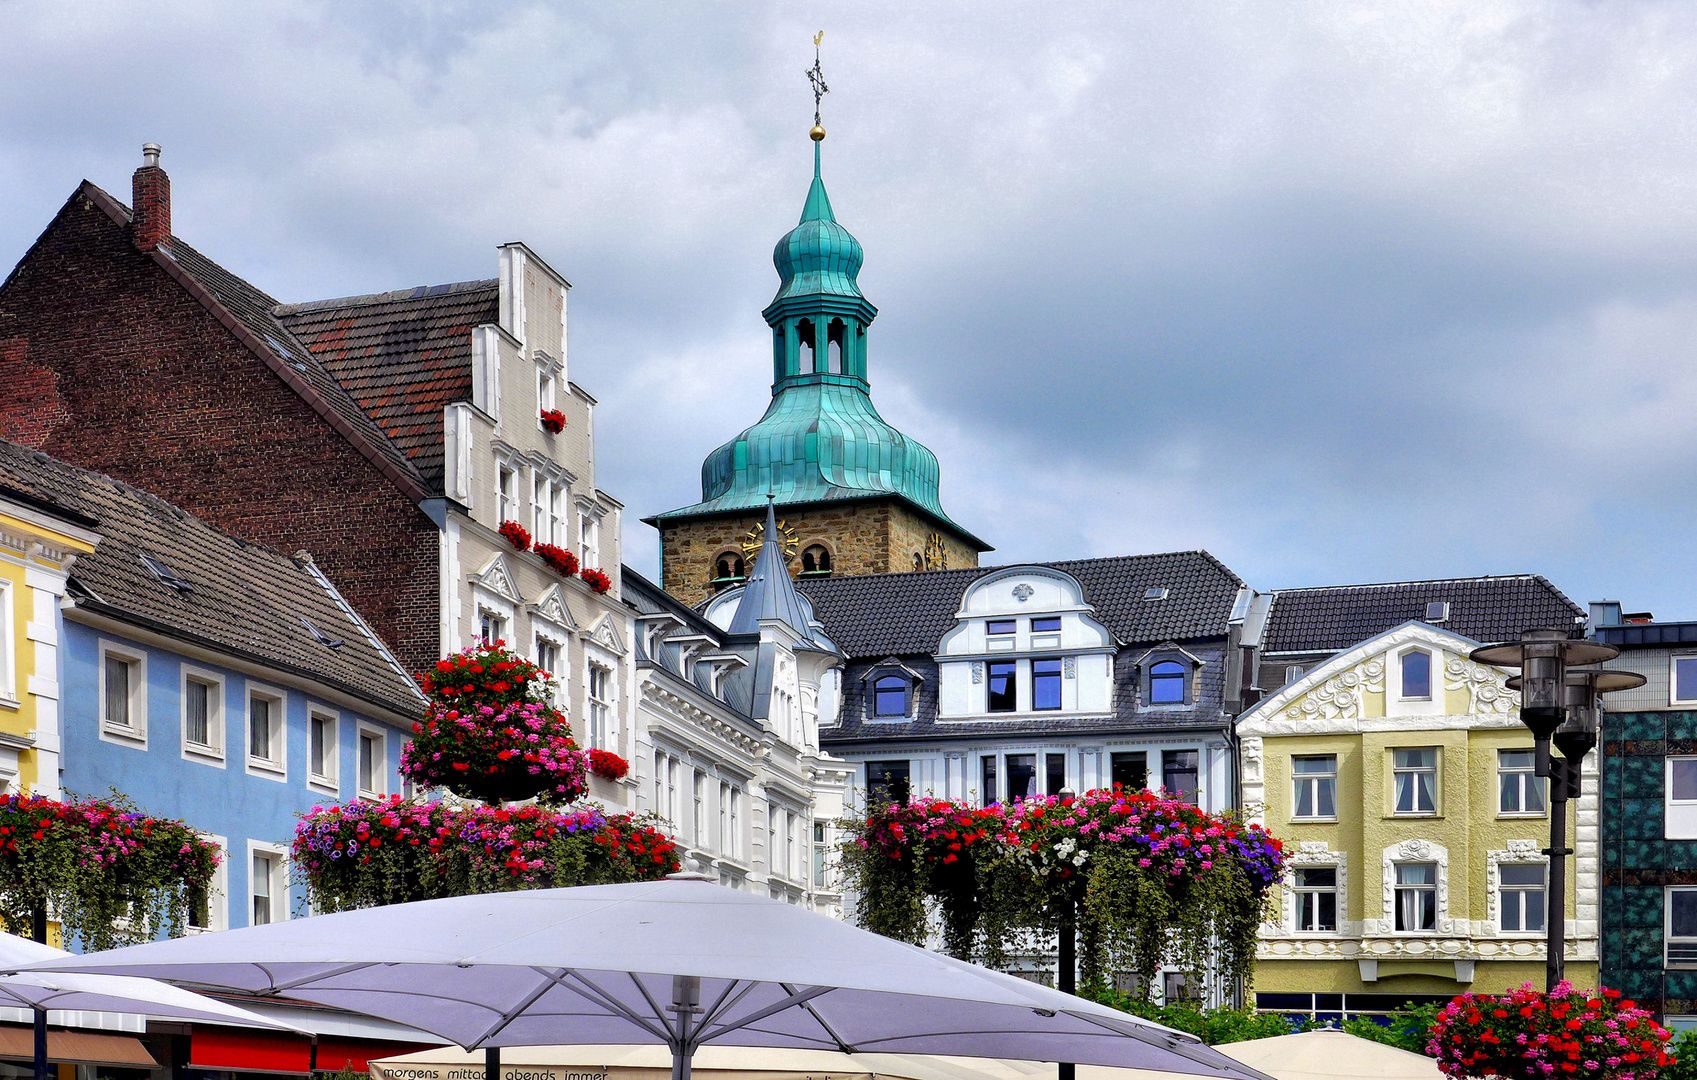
0 190 440 677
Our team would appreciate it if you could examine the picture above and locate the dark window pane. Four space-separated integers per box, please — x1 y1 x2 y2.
873 675 908 717
1031 617 1061 632
1674 759 1697 801
1032 658 1062 710
866 760 910 805
1298 868 1336 889
1110 752 1147 791
1007 755 1037 802
987 661 1017 712
1680 658 1697 702
1316 891 1336 931
1163 749 1199 804
981 756 999 805
1149 661 1186 705
1501 865 1544 886
1046 753 1067 796
1673 891 1697 938
986 619 1016 635
1402 650 1431 698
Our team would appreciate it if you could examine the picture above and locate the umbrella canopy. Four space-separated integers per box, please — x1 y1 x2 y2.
1214 1030 1443 1080
27 879 1270 1080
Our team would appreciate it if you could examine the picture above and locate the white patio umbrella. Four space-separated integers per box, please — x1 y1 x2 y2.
0 929 299 1080
25 879 1273 1080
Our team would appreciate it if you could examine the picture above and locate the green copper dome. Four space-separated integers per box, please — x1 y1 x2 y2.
647 140 986 551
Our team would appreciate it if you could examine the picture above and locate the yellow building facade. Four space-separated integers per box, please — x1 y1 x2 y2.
1238 622 1596 1014
0 493 98 798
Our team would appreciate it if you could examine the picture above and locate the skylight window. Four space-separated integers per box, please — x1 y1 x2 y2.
1425 601 1450 623
1144 587 1169 601
140 554 191 593
302 618 344 650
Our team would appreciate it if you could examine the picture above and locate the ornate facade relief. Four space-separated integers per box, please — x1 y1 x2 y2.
1444 657 1520 715
1286 658 1384 722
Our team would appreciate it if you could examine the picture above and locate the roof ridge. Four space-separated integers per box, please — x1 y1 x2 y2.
797 549 1237 590
274 279 499 315
1274 573 1551 594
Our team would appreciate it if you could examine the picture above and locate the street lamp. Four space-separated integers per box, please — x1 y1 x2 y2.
1473 629 1643 991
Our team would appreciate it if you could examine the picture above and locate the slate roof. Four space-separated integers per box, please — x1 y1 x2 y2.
622 567 760 724
0 440 424 718
795 551 1245 660
79 183 429 500
276 282 497 487
1261 575 1585 655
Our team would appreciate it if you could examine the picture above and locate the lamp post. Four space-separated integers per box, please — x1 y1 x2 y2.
1472 629 1643 991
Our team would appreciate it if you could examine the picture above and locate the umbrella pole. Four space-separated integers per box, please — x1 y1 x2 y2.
31 905 47 1080
669 974 700 1080
485 1046 500 1080
1057 893 1075 1080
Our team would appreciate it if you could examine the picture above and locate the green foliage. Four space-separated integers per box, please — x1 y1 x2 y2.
1662 1030 1697 1080
1340 1001 1442 1054
1081 986 1306 1045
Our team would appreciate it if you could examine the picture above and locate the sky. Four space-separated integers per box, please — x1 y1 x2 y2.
4 1 1697 615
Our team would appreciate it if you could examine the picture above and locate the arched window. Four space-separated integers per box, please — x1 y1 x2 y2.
796 318 816 374
710 552 748 592
1401 649 1432 699
827 319 846 373
1149 661 1187 705
800 544 833 576
872 675 909 718
913 552 925 571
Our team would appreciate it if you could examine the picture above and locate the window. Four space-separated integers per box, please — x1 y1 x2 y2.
693 771 705 847
533 474 552 544
1394 863 1437 931
667 758 679 824
536 639 559 677
1669 888 1697 966
827 318 845 373
249 847 287 926
1031 616 1062 633
813 822 827 887
1676 657 1697 704
358 728 386 798
1294 868 1337 931
247 689 285 774
785 811 796 880
1400 650 1432 699
1162 971 1195 1003
1393 748 1438 814
987 661 1017 712
1284 664 1305 685
1045 753 1067 796
1499 865 1545 933
872 675 909 718
1149 661 1187 705
186 835 227 933
1163 750 1199 805
1032 659 1063 711
580 512 599 569
797 318 816 373
1292 755 1337 820
309 711 338 788
183 671 224 757
866 760 911 806
100 644 145 740
980 755 999 805
588 664 611 749
986 619 1016 650
1425 601 1449 622
1499 750 1545 815
497 465 517 523
653 751 665 813
800 545 833 577
538 367 557 412
711 552 747 589
1006 754 1038 802
1674 758 1697 802
480 610 505 646
730 787 741 859
719 782 730 854
1110 751 1147 792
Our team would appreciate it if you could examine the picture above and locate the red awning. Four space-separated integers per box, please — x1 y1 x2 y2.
0 1025 157 1067
191 1028 430 1075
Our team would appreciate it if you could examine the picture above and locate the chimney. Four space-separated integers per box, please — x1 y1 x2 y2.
131 143 170 253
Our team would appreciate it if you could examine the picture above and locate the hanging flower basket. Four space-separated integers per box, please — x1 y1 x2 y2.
580 567 612 594
588 749 630 781
536 542 579 578
540 409 566 434
1429 982 1671 1079
498 520 532 551
401 641 586 805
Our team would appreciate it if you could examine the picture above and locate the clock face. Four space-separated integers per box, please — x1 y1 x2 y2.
924 532 949 571
742 518 800 565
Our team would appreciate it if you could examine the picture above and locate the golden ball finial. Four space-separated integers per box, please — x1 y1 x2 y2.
810 124 826 142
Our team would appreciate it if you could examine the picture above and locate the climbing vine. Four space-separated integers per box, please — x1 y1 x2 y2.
838 788 1285 994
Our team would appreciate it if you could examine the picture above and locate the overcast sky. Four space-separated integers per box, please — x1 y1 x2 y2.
5 1 1697 617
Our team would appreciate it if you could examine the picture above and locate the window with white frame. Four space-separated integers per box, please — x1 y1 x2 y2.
1498 864 1546 933
100 642 146 741
730 786 742 859
538 366 557 412
692 771 705 846
785 811 797 881
1400 649 1432 699
533 472 552 544
1675 656 1697 705
308 711 338 788
1394 862 1438 931
1293 867 1337 931
813 822 828 887
0 582 15 702
588 664 611 749
187 835 228 933
247 686 285 775
358 727 386 798
580 512 599 569
249 847 286 926
497 464 518 524
1669 888 1697 966
719 781 730 854
1668 757 1697 840
1292 755 1337 820
666 757 679 825
480 609 505 646
1499 749 1545 816
182 668 224 759
1392 748 1438 815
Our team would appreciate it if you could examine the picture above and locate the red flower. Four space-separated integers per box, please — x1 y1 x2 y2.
536 543 580 577
589 750 630 781
580 567 612 594
540 409 566 434
498 520 532 551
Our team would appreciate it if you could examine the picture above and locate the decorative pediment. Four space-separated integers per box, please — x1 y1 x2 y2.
472 553 522 604
584 612 627 656
1133 641 1205 668
860 657 926 684
529 584 578 633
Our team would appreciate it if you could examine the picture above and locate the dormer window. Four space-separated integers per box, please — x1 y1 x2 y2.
1149 660 1187 705
872 675 909 718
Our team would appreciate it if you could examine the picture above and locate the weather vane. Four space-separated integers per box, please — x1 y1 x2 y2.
807 30 828 141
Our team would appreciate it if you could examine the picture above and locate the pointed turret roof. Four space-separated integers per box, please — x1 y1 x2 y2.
727 500 820 640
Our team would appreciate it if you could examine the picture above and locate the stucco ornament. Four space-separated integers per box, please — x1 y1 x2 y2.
1012 584 1034 602
1287 658 1384 721
1399 839 1433 859
1444 657 1521 714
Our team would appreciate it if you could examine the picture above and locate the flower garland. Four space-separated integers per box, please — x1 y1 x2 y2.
293 798 677 912
0 793 220 950
1429 982 1671 1079
536 542 579 578
498 520 532 551
838 788 1285 992
400 641 587 805
540 409 566 434
588 749 630 781
580 567 612 594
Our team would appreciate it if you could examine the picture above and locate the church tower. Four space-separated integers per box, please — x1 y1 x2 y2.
647 105 990 606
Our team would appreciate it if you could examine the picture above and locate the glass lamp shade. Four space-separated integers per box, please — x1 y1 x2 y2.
1472 628 1619 740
